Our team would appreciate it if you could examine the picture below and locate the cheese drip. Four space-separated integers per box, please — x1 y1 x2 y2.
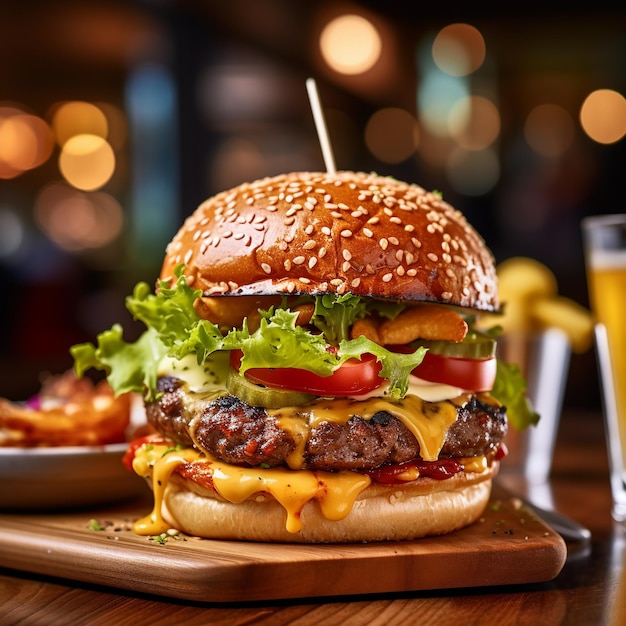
271 394 458 463
131 443 371 535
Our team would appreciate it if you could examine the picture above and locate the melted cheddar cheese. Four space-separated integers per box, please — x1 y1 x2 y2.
132 443 370 535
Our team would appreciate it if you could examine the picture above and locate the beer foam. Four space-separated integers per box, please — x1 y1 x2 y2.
589 249 626 269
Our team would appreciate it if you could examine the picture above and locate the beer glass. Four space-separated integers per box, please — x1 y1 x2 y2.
582 214 626 522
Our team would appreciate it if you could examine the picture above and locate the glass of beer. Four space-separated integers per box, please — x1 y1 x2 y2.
582 214 626 522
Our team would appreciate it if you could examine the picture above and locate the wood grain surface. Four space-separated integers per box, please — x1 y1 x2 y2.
0 483 566 602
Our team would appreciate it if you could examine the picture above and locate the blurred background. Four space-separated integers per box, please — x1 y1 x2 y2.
1 0 625 410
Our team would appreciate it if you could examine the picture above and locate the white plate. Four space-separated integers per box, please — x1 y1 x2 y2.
0 443 149 511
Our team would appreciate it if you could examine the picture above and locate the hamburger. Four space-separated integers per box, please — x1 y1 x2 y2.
72 170 537 543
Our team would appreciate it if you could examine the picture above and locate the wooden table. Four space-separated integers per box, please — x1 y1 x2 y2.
1 408 624 626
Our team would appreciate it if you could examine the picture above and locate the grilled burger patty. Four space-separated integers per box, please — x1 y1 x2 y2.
147 376 507 471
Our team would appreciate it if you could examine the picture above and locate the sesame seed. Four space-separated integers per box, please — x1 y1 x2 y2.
319 247 327 258
308 257 318 269
284 260 292 271
379 238 389 250
363 228 373 238
407 269 417 276
304 240 316 250
261 263 272 274
427 252 439 262
330 278 343 286
293 256 305 265
342 249 352 261
404 224 415 232
234 233 245 240
340 229 353 237
441 291 453 300
388 236 399 245
342 261 351 272
321 226 332 236
397 266 405 276
331 211 342 219
284 216 295 225
299 277 311 284
351 278 361 288
305 225 314 235
222 231 233 238
382 273 393 282
390 216 402 224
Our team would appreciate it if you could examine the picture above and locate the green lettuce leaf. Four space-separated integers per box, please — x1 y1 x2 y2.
491 359 540 431
70 265 426 401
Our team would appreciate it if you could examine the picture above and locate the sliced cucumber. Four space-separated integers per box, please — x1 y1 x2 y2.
416 331 496 359
226 368 316 409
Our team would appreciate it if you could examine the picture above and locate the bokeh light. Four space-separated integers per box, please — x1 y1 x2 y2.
51 101 108 147
34 183 124 251
365 108 420 163
0 106 54 179
432 23 486 77
525 104 575 158
580 89 626 145
418 71 469 137
448 95 500 150
319 14 382 75
58 134 115 190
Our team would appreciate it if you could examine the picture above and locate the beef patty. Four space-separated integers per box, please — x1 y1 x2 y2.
146 376 507 471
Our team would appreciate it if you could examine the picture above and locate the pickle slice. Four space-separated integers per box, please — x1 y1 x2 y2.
417 331 496 359
226 368 316 409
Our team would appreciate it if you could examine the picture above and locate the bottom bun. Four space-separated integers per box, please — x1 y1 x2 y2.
161 463 499 543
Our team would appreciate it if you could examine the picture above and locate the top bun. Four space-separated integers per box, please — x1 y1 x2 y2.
161 171 498 312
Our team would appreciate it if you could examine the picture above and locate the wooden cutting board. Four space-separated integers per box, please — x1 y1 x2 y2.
0 484 566 602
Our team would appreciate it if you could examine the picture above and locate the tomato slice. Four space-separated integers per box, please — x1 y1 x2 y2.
411 351 496 392
230 350 383 397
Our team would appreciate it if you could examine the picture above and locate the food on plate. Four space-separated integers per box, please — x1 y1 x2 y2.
480 256 594 353
72 171 537 543
0 370 132 447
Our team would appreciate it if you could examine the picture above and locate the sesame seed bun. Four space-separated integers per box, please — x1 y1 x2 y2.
161 171 498 321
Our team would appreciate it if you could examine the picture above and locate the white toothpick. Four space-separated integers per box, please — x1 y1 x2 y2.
306 77 336 174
